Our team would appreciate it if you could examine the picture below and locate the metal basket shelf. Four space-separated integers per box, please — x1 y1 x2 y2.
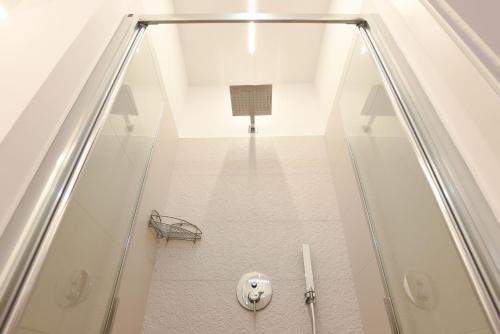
149 210 202 242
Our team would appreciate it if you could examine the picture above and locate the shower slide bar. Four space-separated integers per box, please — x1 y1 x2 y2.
0 13 498 334
303 244 317 334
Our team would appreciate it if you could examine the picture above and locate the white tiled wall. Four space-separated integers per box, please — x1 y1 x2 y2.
141 136 364 334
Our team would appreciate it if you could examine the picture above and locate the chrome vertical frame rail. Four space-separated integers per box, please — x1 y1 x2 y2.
357 22 500 332
0 15 144 333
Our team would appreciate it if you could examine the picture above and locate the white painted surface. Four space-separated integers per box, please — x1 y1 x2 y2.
0 0 107 143
0 0 142 236
365 0 500 223
141 136 364 334
424 0 500 86
315 0 364 131
177 23 325 85
144 0 188 122
173 0 331 14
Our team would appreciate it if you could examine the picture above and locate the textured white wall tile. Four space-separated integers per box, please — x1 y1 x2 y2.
142 137 363 333
172 137 331 175
143 279 363 334
152 220 351 281
164 173 340 223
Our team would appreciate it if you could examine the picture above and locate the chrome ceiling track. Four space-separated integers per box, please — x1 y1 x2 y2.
0 13 498 334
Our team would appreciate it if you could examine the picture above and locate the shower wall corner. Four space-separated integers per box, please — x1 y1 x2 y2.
324 104 392 334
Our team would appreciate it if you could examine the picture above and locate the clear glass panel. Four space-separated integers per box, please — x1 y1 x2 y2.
14 31 164 334
338 34 493 333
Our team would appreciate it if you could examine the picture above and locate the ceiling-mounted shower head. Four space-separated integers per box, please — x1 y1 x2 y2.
230 84 272 133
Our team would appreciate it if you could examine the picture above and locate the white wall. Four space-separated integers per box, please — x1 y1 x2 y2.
177 83 322 137
0 0 142 236
177 23 324 86
141 136 364 334
315 0 364 132
0 0 130 143
324 104 392 334
424 0 500 88
142 0 188 122
365 0 500 223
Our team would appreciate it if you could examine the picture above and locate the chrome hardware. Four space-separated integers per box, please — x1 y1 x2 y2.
149 210 202 242
305 290 316 305
236 272 272 312
248 290 264 313
303 244 317 334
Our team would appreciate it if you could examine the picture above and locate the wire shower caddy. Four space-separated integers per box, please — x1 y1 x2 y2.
148 210 202 242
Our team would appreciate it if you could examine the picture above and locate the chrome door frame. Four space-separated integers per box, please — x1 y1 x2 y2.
0 14 145 334
357 20 500 332
0 13 498 334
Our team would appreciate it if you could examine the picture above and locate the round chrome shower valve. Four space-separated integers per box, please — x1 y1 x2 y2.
236 272 272 312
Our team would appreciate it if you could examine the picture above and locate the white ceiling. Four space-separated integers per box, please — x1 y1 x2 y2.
173 0 331 14
177 24 326 85
173 0 332 85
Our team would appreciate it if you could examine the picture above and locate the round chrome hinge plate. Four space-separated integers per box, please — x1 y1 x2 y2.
236 272 272 312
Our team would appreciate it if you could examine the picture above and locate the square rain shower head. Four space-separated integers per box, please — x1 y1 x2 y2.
230 84 272 116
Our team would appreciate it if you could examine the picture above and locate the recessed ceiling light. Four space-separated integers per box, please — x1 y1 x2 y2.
248 0 256 14
247 0 256 55
361 44 367 55
0 4 8 21
248 22 256 55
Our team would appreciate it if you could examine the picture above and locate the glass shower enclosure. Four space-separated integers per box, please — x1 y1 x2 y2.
0 13 498 334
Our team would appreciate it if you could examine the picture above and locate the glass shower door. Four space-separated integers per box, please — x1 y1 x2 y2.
13 32 163 334
338 34 494 333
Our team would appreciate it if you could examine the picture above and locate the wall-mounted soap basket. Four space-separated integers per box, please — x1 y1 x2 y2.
149 210 202 242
